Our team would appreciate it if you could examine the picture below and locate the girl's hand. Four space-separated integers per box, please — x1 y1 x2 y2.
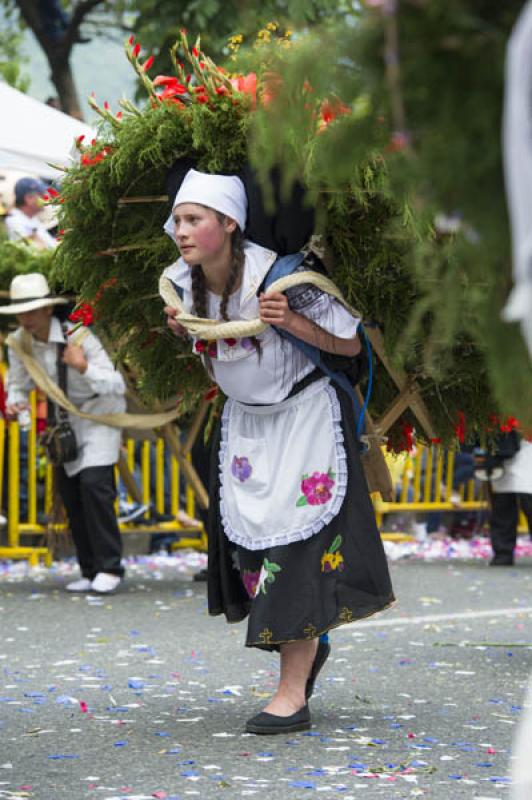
259 292 295 331
164 306 189 337
63 344 88 374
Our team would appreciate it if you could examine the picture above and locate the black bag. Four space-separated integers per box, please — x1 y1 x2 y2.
41 338 78 466
474 430 521 481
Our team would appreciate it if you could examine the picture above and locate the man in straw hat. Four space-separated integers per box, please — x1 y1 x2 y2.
1 273 127 593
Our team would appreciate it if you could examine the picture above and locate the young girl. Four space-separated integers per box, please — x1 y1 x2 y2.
163 169 395 734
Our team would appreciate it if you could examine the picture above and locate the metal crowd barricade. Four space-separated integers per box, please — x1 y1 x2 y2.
374 444 489 540
0 390 206 566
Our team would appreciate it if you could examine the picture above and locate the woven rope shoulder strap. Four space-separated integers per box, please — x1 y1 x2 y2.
159 269 361 340
6 330 180 431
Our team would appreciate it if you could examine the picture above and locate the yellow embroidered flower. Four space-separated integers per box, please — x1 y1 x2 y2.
321 551 344 572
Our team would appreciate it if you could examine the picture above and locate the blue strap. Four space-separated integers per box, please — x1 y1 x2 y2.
263 253 372 438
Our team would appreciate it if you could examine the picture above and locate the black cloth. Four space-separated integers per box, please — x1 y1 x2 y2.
490 492 532 558
165 159 315 255
207 383 395 650
57 466 124 579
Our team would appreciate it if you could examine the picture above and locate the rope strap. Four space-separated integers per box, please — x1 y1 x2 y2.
159 270 361 340
6 331 180 430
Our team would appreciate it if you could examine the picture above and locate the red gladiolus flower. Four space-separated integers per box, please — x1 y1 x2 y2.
192 47 199 57
69 302 95 328
319 98 350 131
229 72 257 107
128 34 135 45
47 187 59 198
76 134 85 145
133 42 141 58
261 72 282 107
387 130 410 153
103 100 110 110
142 55 154 72
116 111 123 120
430 437 441 445
204 386 219 401
500 415 520 433
454 411 466 444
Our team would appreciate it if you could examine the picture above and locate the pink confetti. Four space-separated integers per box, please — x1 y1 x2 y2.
79 701 88 713
152 793 167 799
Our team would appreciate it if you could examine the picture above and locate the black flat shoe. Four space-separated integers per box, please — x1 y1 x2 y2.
305 637 331 700
489 554 514 566
245 704 311 735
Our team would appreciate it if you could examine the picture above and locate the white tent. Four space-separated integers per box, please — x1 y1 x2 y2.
0 81 95 178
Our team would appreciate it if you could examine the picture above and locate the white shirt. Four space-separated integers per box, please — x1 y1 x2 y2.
491 439 532 495
7 317 126 476
5 207 58 250
162 241 360 405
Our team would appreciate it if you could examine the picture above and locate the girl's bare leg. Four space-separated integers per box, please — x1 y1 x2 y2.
262 638 318 716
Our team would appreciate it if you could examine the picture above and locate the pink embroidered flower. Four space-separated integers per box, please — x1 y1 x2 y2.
300 471 335 506
242 569 260 598
231 455 252 482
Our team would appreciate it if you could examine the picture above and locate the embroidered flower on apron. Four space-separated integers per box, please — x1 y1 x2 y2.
297 468 336 507
321 534 345 573
231 455 253 482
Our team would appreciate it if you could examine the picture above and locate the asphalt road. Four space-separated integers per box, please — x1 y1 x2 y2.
1 554 531 800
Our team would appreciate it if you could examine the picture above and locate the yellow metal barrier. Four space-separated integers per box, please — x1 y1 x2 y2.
0 390 206 565
374 444 489 542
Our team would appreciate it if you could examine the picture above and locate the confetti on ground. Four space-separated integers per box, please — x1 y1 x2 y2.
0 550 528 797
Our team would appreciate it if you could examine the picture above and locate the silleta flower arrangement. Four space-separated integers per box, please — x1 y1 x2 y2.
49 30 512 447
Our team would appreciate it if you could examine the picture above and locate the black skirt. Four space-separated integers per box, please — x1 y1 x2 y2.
207 380 395 651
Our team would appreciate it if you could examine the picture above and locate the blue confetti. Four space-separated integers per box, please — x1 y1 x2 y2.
48 754 79 760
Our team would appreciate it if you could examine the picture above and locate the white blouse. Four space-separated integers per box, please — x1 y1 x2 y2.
163 241 360 405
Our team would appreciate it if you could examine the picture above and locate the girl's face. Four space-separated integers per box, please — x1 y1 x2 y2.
173 203 236 265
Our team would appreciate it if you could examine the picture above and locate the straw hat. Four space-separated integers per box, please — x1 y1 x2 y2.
0 273 68 315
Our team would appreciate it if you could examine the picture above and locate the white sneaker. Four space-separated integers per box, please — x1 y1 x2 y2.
91 572 121 593
118 502 150 524
66 577 93 592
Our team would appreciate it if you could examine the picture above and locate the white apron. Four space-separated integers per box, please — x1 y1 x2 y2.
219 378 348 550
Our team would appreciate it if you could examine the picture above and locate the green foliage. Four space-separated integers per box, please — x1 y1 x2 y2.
245 0 532 433
113 0 344 89
49 26 516 445
0 23 29 91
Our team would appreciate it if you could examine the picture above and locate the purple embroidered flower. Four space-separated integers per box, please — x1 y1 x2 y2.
240 337 255 352
231 455 253 482
300 470 335 506
242 569 261 598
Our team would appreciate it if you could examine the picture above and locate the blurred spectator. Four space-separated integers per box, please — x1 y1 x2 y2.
489 438 532 565
6 178 57 250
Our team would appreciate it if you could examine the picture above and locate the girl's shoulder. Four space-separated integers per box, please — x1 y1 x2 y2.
161 258 191 290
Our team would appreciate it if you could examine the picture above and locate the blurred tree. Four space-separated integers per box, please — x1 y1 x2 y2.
0 23 29 91
1 0 116 118
113 0 346 85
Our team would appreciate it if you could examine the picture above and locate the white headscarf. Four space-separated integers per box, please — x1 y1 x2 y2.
163 169 248 239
